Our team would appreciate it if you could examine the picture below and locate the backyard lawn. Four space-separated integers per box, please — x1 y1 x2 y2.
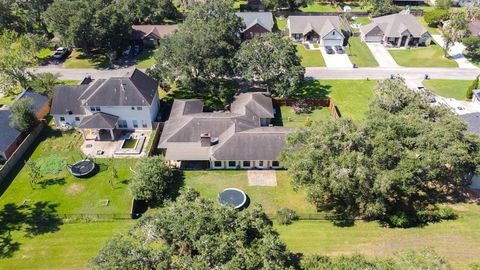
276 17 287 32
346 37 378 67
296 44 326 67
417 16 440 35
275 203 480 270
182 170 316 216
292 80 376 122
352 17 372 25
63 49 109 69
278 106 333 127
300 2 338 12
0 221 134 270
423 79 471 100
388 45 458 68
135 49 156 69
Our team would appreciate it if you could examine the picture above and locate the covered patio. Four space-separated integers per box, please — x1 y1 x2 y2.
78 112 119 141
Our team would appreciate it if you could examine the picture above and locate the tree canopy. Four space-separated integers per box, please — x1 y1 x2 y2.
263 0 313 11
363 0 399 17
9 98 38 132
235 33 304 97
90 188 295 270
281 76 480 227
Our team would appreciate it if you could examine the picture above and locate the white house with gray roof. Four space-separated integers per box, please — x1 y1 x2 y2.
158 92 293 169
236 12 274 39
360 10 432 47
51 69 160 140
286 16 344 46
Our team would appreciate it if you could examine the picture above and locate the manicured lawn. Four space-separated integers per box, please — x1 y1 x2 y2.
0 221 134 270
183 170 316 216
63 49 109 69
346 37 378 67
296 44 326 67
0 125 135 216
417 16 440 35
423 79 471 100
388 45 458 68
292 80 376 122
135 49 156 69
338 2 368 12
0 94 16 107
233 0 247 10
300 2 338 12
59 80 81 86
275 203 480 270
353 17 372 25
278 106 332 127
276 17 287 32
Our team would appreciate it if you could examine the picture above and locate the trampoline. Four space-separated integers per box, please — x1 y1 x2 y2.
218 188 247 209
68 159 96 178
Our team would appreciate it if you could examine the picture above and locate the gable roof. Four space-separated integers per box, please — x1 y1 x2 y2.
51 84 89 115
460 113 480 135
15 89 49 113
131 25 178 40
287 16 344 38
78 112 119 129
362 11 429 38
0 110 21 153
236 12 274 32
158 92 293 161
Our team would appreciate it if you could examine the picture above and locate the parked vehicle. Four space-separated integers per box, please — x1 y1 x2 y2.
334 45 344 54
325 46 334 54
122 46 132 56
52 47 69 59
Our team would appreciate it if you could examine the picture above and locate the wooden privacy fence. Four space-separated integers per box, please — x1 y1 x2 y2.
273 98 340 120
147 122 164 157
0 122 45 182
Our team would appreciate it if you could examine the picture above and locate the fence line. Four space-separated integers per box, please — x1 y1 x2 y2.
147 122 164 157
273 98 340 120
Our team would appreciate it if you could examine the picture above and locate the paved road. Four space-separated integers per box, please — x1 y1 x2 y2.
30 66 480 81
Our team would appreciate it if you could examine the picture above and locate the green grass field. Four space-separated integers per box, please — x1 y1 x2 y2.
135 49 156 69
353 17 372 25
300 2 338 12
183 170 316 216
63 49 109 69
278 106 332 127
388 45 458 68
423 79 472 100
276 17 287 32
296 44 326 67
347 37 378 67
275 203 480 270
0 221 134 270
292 80 376 122
417 16 440 35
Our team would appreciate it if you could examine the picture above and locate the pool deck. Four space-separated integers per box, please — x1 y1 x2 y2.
80 130 151 158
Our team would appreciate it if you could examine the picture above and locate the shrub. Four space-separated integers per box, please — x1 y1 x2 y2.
293 100 313 114
466 76 479 100
424 9 449 27
276 207 299 225
437 207 457 220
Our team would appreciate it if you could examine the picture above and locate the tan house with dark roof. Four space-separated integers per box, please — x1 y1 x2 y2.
131 25 178 47
360 11 432 47
158 92 293 169
286 16 345 46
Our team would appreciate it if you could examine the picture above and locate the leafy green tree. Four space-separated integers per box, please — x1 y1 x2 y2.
149 0 243 84
95 5 132 60
120 0 178 24
263 0 313 11
9 98 38 132
466 75 479 100
441 10 470 57
234 33 304 97
424 9 449 27
281 77 480 227
42 0 82 42
362 0 399 17
25 159 43 189
129 156 175 203
29 72 60 97
435 0 452 10
463 36 480 57
90 189 295 270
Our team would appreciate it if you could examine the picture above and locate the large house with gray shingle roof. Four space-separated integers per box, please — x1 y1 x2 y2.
286 16 345 46
51 69 160 140
360 10 432 47
158 92 293 169
236 12 274 39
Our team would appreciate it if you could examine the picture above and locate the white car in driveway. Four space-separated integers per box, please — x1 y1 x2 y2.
52 47 68 59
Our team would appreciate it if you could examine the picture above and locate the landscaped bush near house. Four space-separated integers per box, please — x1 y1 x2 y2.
276 207 299 225
293 100 313 114
466 76 479 100
424 9 449 27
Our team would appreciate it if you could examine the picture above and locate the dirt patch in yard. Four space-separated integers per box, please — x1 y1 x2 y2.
66 183 85 195
248 170 277 186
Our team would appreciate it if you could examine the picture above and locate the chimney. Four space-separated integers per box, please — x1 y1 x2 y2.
200 133 211 147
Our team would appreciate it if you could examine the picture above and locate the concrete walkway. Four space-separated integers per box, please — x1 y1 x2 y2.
432 35 478 69
366 43 400 67
319 47 353 68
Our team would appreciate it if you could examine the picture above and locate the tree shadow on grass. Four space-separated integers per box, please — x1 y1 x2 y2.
165 170 185 203
38 177 66 189
288 80 331 99
0 201 62 257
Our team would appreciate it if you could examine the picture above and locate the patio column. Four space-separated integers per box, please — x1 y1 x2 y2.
109 129 114 141
405 35 411 47
396 37 402 47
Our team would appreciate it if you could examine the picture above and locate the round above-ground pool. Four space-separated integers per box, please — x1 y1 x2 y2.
218 188 247 209
69 159 96 178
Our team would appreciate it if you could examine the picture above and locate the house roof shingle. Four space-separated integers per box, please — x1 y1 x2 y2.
236 12 274 32
78 112 119 129
15 89 49 113
131 25 178 40
0 110 21 153
460 112 480 135
361 11 429 38
287 16 344 38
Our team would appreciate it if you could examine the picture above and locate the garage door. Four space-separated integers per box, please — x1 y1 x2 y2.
322 39 342 47
364 35 383 43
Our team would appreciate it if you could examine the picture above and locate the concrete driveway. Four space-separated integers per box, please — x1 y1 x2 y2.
319 47 353 68
366 43 400 67
432 35 478 69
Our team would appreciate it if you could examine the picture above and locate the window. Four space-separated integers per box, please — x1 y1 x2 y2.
90 107 96 111
142 121 148 128
214 161 222 167
136 107 142 111
118 120 128 128
332 31 335 36
243 161 251 167
95 107 101 112
272 161 280 167
74 117 80 121
228 161 236 167
131 107 135 110
132 120 138 128
90 107 101 112
60 117 65 121
258 161 264 167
